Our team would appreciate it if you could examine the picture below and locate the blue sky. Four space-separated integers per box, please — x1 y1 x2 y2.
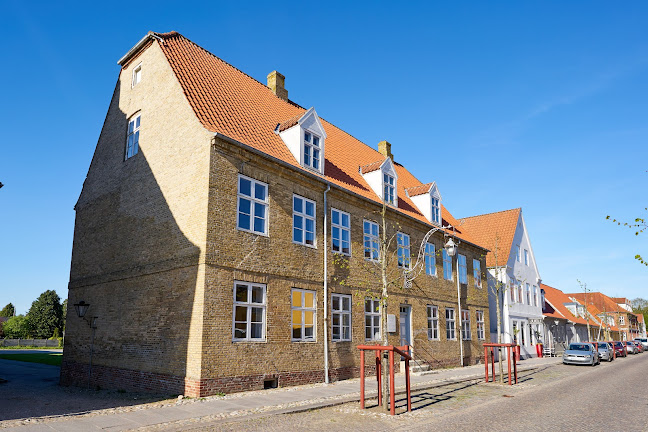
2 1 647 314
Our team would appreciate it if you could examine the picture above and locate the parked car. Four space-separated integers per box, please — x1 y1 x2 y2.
625 341 639 355
634 338 648 350
613 341 627 357
563 342 600 366
597 342 614 362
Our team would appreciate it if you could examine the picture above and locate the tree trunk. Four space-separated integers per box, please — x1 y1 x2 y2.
380 202 389 411
496 279 504 384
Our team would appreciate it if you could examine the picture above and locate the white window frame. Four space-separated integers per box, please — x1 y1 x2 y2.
293 195 316 247
473 259 481 288
331 293 352 342
516 245 521 262
237 175 269 236
510 282 516 303
476 310 485 340
526 283 531 305
331 208 351 256
524 249 529 265
458 254 467 284
365 298 381 341
517 284 523 304
303 131 321 171
443 248 452 281
397 232 411 269
619 315 625 325
424 243 436 276
427 305 439 340
291 288 316 342
461 309 471 340
363 220 380 262
125 114 141 160
431 196 441 225
446 308 456 340
232 281 266 342
132 63 142 87
533 286 538 307
383 172 396 205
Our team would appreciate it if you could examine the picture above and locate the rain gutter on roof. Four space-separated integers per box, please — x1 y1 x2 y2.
117 31 163 66
213 132 487 252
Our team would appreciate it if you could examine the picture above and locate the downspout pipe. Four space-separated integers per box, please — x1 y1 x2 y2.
323 184 331 384
456 245 464 367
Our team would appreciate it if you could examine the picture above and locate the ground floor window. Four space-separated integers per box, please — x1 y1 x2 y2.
232 281 266 341
427 305 439 340
365 298 381 341
461 309 471 340
446 308 456 340
292 289 316 341
476 310 485 340
332 293 351 341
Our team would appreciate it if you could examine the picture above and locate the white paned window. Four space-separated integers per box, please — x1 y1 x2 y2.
125 114 140 160
132 63 142 87
516 245 521 262
232 282 266 341
524 249 529 265
431 197 440 225
533 286 538 307
619 316 625 325
517 284 523 304
424 243 436 276
458 254 467 284
331 209 350 255
332 294 351 342
476 310 485 340
443 248 452 280
237 175 268 235
526 283 531 305
461 309 471 340
510 282 516 302
293 195 316 246
365 298 381 341
397 232 411 268
427 305 439 340
446 308 456 340
383 173 395 205
363 220 379 261
473 259 481 288
303 131 321 170
292 289 316 341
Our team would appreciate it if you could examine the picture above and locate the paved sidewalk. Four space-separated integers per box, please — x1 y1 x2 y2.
3 356 560 431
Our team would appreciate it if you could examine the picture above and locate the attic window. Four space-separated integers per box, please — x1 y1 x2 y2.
384 173 395 205
132 64 142 87
431 197 440 225
304 132 321 170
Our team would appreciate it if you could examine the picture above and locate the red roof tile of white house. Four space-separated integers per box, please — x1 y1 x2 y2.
541 284 598 327
459 208 521 267
132 31 482 247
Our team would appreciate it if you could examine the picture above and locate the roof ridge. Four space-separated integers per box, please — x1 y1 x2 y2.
462 207 521 220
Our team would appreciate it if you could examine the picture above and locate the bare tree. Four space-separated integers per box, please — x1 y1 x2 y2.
487 234 508 383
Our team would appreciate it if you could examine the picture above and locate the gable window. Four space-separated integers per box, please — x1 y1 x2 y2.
516 245 521 262
476 310 485 340
332 294 351 342
461 309 471 340
431 197 440 225
424 243 436 276
365 298 381 341
526 283 531 305
427 305 439 340
292 289 316 341
132 63 142 87
510 282 516 302
331 209 350 255
473 259 481 288
237 175 268 235
397 232 411 268
533 286 538 307
383 173 395 205
363 220 379 261
446 308 456 340
232 282 266 341
517 284 523 304
293 195 316 246
442 248 452 280
303 132 321 170
458 254 467 284
125 114 140 160
524 249 529 265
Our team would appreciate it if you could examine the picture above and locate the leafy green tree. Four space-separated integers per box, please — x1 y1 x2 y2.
62 299 68 332
0 303 15 317
25 290 63 339
3 315 31 338
607 208 647 266
632 298 648 326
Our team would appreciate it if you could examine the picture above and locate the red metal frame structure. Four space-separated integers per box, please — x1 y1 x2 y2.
483 343 518 385
357 345 412 416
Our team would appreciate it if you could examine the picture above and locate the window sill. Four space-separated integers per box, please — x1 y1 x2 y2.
237 227 270 238
293 240 317 249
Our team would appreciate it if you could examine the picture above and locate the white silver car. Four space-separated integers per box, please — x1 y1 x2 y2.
563 343 600 366
597 342 614 362
634 338 648 350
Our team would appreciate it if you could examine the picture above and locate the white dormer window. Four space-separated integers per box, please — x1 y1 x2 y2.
406 182 441 225
431 197 440 225
384 173 395 205
303 132 321 170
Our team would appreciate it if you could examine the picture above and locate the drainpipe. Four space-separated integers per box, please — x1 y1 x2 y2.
323 184 331 384
456 251 464 367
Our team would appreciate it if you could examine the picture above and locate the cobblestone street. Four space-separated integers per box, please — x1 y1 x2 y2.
158 353 648 432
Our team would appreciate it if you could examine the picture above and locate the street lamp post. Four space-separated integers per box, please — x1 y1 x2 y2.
73 300 97 389
443 237 464 367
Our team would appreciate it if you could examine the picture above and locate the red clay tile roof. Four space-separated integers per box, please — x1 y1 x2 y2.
359 160 386 174
568 292 625 315
150 32 481 247
406 183 433 197
276 114 302 132
541 284 594 326
459 208 521 267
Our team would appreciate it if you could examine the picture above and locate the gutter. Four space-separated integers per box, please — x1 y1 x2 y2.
117 31 163 66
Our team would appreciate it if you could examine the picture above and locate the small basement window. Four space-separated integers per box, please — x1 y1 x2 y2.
264 378 278 389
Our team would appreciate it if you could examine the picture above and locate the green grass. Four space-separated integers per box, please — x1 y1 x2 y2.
0 352 63 366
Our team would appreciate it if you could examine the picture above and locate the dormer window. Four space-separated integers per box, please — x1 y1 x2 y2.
384 173 395 205
304 132 321 170
431 197 440 225
406 182 441 225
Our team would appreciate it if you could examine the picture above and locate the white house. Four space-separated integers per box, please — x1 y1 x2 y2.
462 208 544 358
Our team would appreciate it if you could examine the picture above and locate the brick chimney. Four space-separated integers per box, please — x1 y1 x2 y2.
378 140 393 161
267 71 288 101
